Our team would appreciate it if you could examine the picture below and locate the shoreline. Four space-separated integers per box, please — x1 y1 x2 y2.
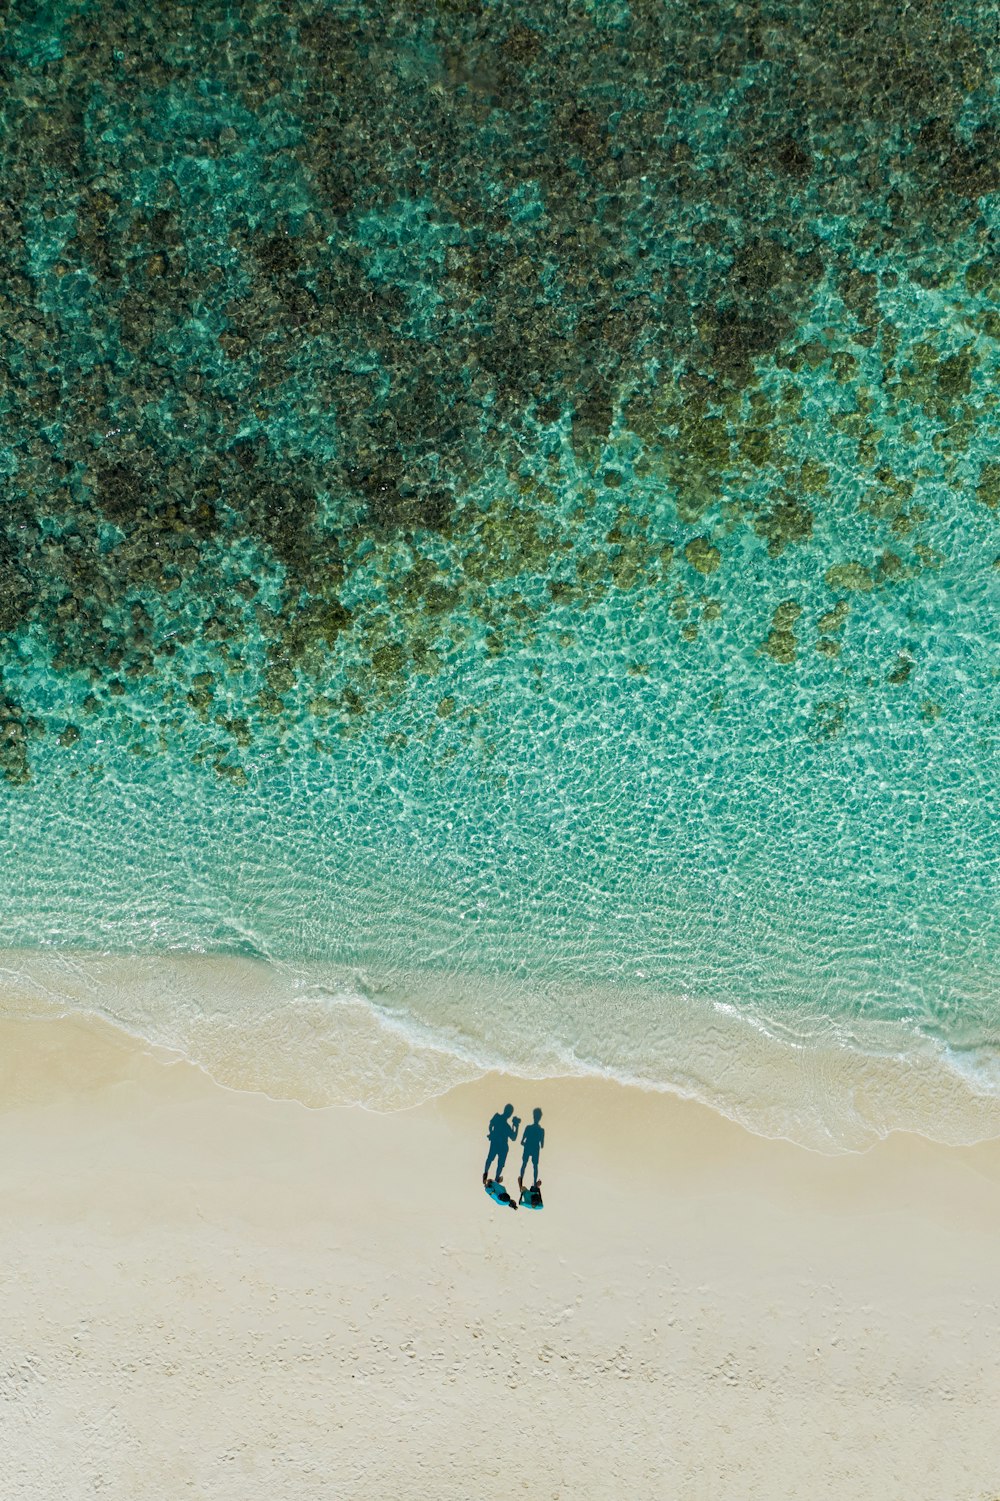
2 944 1000 1153
3 1010 1000 1498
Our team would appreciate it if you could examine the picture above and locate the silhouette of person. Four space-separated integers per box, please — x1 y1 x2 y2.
483 1104 520 1184
518 1108 544 1190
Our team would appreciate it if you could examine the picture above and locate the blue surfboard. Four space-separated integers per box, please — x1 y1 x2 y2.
484 1178 518 1210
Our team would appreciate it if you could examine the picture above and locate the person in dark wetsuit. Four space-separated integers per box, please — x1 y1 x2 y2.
483 1104 519 1184
518 1108 545 1191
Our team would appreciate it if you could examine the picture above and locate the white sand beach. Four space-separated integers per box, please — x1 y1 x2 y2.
2 1011 1000 1500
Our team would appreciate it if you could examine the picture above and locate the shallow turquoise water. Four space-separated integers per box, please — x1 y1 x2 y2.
0 0 998 1144
3 446 998 1140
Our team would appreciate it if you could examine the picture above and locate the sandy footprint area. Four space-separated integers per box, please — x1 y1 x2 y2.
2 1011 1000 1500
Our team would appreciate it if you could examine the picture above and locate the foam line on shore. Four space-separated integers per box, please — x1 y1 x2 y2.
2 945 999 1152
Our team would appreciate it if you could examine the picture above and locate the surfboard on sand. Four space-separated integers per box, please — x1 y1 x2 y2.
519 1183 544 1210
484 1179 518 1210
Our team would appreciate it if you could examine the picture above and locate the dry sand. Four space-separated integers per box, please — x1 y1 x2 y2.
2 1011 1000 1500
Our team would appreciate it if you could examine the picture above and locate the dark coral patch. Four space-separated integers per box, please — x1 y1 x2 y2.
0 0 995 779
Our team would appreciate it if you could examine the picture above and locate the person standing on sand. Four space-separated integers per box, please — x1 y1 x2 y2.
483 1104 520 1184
518 1108 544 1191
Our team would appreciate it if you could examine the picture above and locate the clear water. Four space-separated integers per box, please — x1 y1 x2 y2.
0 0 998 1147
3 426 998 1145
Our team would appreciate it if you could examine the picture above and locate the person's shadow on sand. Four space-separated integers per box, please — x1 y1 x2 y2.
483 1105 545 1210
518 1108 544 1193
483 1103 519 1185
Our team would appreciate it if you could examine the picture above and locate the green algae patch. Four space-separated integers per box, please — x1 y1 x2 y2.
977 463 1000 510
798 462 830 495
936 349 975 403
861 470 916 523
214 761 249 790
761 630 797 664
887 654 915 685
683 537 722 577
753 496 814 557
0 694 31 785
966 261 1000 298
817 601 850 635
773 601 802 631
630 387 742 525
807 700 849 743
760 600 802 665
876 551 909 584
914 542 946 571
825 563 875 593
894 340 981 425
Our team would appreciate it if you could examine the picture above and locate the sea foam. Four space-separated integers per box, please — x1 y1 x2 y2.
3 947 999 1153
